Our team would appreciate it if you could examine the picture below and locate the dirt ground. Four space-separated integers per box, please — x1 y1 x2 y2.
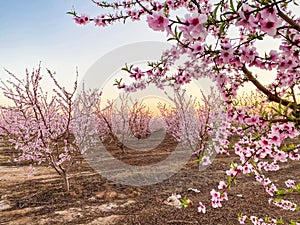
0 136 300 225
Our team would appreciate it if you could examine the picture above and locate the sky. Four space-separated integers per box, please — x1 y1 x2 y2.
1 1 299 107
0 0 166 104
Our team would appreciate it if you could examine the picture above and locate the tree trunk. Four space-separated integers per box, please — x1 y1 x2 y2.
62 173 70 192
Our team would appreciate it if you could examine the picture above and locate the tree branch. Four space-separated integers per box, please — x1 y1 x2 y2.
241 65 298 110
277 8 300 33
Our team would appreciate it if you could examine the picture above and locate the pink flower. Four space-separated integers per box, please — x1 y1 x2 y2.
187 13 208 41
260 7 278 22
74 14 90 25
197 202 206 213
192 43 204 54
201 156 211 166
176 74 191 84
240 46 258 63
238 215 247 224
285 179 296 188
220 192 228 201
250 216 258 224
259 137 270 148
260 18 281 36
265 183 277 196
212 200 222 208
188 13 207 25
127 9 140 21
244 115 260 125
210 189 220 200
242 163 253 174
257 147 269 158
180 12 208 41
263 178 271 186
255 174 264 183
221 48 234 63
146 11 169 32
268 132 282 147
130 67 144 80
274 151 287 162
226 167 239 177
235 4 258 30
94 15 106 27
269 50 279 61
218 181 227 190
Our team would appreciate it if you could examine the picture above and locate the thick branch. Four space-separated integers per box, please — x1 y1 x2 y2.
242 65 298 110
277 8 300 33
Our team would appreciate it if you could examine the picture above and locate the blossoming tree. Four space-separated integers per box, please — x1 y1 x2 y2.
79 91 154 153
158 88 223 165
0 66 79 192
70 0 300 223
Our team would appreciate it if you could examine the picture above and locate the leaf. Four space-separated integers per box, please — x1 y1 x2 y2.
230 0 235 12
295 184 300 194
178 31 182 40
164 2 168 17
275 190 285 197
227 176 232 190
233 178 237 185
236 1 243 10
277 217 284 224
229 0 235 12
219 22 226 34
290 220 297 225
213 3 220 19
283 102 293 116
176 16 182 23
167 37 175 42
179 196 191 207
66 11 76 16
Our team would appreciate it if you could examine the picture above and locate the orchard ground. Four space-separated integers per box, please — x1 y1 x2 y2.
0 135 300 225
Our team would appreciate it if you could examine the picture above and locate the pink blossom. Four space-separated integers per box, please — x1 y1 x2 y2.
221 48 234 64
268 132 282 147
260 18 281 36
146 11 169 32
94 15 107 27
212 200 222 208
130 67 144 80
235 4 258 30
244 115 260 125
74 14 90 25
260 7 278 22
210 189 220 200
250 216 258 224
218 181 227 190
242 163 253 174
240 46 258 63
259 137 270 148
220 192 228 201
180 12 208 41
197 202 206 213
238 215 247 224
285 179 296 188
